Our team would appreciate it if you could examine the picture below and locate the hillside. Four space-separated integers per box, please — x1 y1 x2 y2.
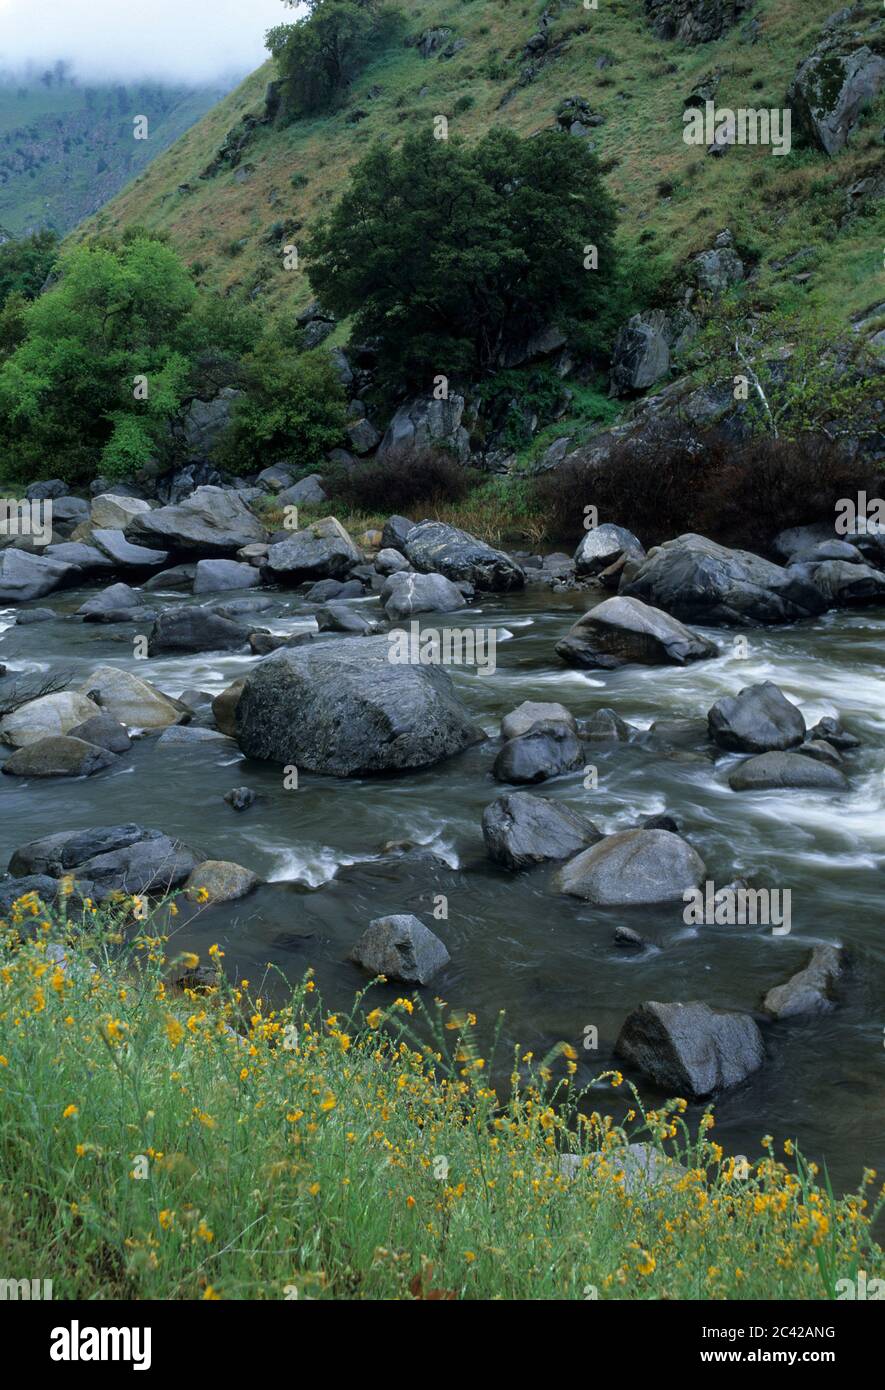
75 0 885 350
0 69 234 236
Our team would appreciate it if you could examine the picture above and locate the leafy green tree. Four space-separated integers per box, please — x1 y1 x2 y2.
267 0 401 118
306 128 619 388
0 229 59 309
0 235 205 482
217 333 346 473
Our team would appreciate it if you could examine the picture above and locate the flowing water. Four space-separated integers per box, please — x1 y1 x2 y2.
2 577 884 1191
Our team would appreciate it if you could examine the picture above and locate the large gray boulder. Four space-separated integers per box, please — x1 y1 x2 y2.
574 524 645 576
405 520 525 592
180 388 243 457
789 43 885 155
610 313 670 396
382 570 466 621
68 714 132 754
377 394 470 464
275 474 327 507
91 529 169 569
125 486 268 557
493 720 583 785
43 542 114 577
184 859 258 903
553 828 705 905
622 533 826 625
234 635 482 775
78 582 155 623
708 681 805 753
381 515 415 552
482 790 601 870
0 691 100 748
264 517 361 582
557 595 718 669
77 666 188 730
147 607 252 655
349 913 450 985
728 751 848 792
615 1000 765 1098
800 559 885 608
90 494 151 530
762 944 847 1019
7 824 202 899
2 735 117 778
192 558 262 594
0 549 73 603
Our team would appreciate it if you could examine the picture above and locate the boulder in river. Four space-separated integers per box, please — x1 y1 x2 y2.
762 944 847 1019
621 533 826 625
556 595 718 669
728 751 848 792
185 860 258 903
315 603 378 635
799 559 885 608
615 1000 765 1099
553 828 705 905
381 515 415 553
2 735 117 778
192 559 262 594
264 517 361 583
375 547 410 576
147 607 252 655
125 486 269 557
212 678 246 737
8 824 202 899
708 681 805 753
224 786 256 812
500 701 576 741
0 549 73 603
405 519 525 592
44 542 115 577
493 719 583 784
235 635 482 775
77 666 188 730
68 714 132 754
0 691 100 748
582 707 634 742
349 913 450 985
482 790 602 870
382 570 466 621
574 523 645 577
78 582 151 622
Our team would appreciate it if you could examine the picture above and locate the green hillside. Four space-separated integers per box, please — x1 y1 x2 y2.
76 0 885 345
0 70 233 236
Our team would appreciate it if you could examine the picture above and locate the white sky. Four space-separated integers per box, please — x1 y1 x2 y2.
0 0 297 84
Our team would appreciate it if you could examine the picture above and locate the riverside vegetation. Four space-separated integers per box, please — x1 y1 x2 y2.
1 887 882 1300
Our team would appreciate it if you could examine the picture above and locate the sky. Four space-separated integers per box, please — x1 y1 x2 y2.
0 0 295 85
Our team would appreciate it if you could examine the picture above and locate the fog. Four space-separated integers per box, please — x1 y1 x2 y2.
0 0 297 86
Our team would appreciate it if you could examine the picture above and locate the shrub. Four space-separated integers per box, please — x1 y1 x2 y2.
534 424 866 549
218 340 346 473
332 447 481 513
267 0 402 119
307 127 618 388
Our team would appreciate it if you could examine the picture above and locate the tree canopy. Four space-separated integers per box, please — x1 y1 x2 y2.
267 0 401 118
306 127 619 388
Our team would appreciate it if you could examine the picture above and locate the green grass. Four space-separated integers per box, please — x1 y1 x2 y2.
1 888 882 1300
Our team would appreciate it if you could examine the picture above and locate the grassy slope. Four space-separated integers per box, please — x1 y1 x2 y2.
74 0 885 340
0 78 231 236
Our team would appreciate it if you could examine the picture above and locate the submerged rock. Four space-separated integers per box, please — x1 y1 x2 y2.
762 944 847 1019
615 999 765 1098
482 790 601 870
728 751 848 791
185 860 258 903
147 607 252 655
349 913 450 985
553 828 705 905
2 735 117 778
